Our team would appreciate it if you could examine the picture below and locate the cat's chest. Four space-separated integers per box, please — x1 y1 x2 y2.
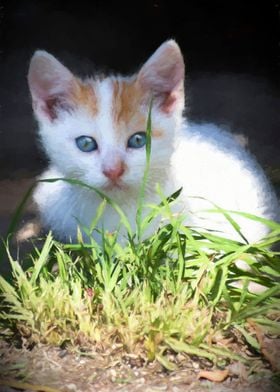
65 189 132 227
61 187 152 239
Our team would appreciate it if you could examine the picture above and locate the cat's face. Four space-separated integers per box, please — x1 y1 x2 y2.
28 40 185 195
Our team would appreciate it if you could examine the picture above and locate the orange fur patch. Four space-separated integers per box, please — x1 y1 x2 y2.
152 129 163 138
112 78 164 138
73 80 98 116
112 78 145 126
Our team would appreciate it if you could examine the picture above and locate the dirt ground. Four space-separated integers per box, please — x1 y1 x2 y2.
0 341 279 392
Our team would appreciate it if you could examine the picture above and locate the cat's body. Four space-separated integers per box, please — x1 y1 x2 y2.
28 40 280 244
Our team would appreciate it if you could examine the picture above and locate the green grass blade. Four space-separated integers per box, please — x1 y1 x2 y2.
30 232 54 285
166 337 217 362
136 98 153 241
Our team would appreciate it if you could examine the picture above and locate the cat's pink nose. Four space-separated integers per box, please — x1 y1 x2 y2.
102 162 125 181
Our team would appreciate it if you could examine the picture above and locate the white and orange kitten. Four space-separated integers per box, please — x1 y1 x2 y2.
28 40 279 244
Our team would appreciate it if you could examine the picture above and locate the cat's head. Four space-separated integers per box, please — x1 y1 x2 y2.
28 40 185 196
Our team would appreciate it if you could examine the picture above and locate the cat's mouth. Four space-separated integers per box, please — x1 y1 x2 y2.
102 180 128 192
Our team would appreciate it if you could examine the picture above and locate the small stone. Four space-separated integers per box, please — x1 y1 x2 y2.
136 377 145 384
66 383 78 391
192 361 200 369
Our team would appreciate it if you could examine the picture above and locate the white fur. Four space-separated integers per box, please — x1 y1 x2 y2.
172 123 279 242
29 42 280 244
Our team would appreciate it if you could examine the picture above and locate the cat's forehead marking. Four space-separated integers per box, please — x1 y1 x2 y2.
111 78 145 127
74 80 98 116
111 78 164 138
82 76 165 139
94 78 116 140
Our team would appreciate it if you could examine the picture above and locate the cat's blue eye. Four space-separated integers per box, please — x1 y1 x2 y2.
127 132 147 149
75 136 98 152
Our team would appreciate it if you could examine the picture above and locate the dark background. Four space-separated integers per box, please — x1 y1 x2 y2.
0 0 280 177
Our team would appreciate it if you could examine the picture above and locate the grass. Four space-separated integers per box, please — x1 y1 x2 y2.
0 106 280 375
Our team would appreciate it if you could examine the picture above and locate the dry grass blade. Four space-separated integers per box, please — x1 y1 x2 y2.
0 379 61 392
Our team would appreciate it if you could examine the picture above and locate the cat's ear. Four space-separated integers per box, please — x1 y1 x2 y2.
28 50 78 121
137 40 185 114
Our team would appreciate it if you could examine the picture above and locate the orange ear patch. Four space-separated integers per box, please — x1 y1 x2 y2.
72 80 98 116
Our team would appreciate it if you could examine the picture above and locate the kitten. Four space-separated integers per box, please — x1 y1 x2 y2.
28 40 280 244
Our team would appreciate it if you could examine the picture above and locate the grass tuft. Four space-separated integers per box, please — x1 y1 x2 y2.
1 199 279 371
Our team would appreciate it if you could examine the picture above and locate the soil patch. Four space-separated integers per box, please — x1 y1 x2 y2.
0 341 279 392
